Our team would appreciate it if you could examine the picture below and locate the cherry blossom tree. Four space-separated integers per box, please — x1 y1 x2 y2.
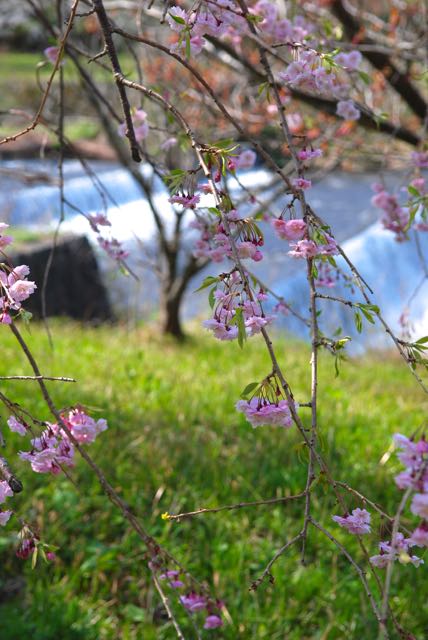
0 0 427 637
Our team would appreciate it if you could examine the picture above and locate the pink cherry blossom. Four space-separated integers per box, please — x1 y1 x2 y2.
64 408 108 444
88 213 111 233
7 416 27 436
297 148 323 162
409 522 428 547
235 149 257 170
167 6 190 32
288 239 319 259
411 151 428 169
336 99 360 120
271 218 307 241
169 194 200 208
292 178 312 190
236 398 293 428
44 46 62 65
180 593 207 612
0 480 13 504
16 537 35 560
236 241 263 261
202 319 238 341
118 109 149 142
0 510 12 526
0 222 13 249
332 508 371 534
370 533 423 568
410 493 428 519
335 50 363 70
204 615 223 629
97 237 129 261
8 279 37 303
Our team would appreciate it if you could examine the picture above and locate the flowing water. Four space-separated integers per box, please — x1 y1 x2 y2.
1 159 427 348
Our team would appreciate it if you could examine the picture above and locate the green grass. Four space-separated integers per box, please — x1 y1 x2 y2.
0 322 427 639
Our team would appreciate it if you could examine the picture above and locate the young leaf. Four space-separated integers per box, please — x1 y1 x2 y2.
354 311 362 333
208 286 217 309
235 307 247 349
168 13 186 24
358 70 371 85
194 276 219 292
408 185 420 197
240 382 259 399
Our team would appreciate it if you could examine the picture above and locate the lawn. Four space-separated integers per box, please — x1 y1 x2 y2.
0 322 426 639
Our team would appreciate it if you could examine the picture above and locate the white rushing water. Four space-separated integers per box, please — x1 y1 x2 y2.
2 159 427 347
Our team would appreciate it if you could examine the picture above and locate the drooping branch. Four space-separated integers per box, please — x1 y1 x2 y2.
330 0 428 122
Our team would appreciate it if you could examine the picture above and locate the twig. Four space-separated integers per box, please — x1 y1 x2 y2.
0 376 75 382
92 0 142 162
151 572 186 640
167 491 306 521
250 533 303 590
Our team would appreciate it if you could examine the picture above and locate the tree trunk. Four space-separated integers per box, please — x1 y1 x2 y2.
161 286 186 340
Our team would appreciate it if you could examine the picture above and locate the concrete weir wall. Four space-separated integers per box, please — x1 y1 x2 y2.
10 235 113 322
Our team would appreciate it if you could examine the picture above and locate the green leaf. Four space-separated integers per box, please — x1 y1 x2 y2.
334 356 340 378
185 32 191 60
359 307 375 324
235 308 246 349
208 286 217 309
240 382 259 399
211 138 235 150
416 336 428 344
194 276 219 292
405 205 419 231
408 185 420 197
358 70 371 85
169 13 186 24
31 546 38 570
354 311 362 333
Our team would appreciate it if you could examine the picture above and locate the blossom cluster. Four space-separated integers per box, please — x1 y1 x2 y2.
0 225 37 324
330 433 427 568
0 480 13 527
85 212 129 263
17 408 108 474
269 216 338 260
393 434 428 546
371 171 427 241
235 374 294 429
236 396 292 428
97 237 130 262
279 49 362 121
166 1 314 57
193 210 264 263
332 508 371 535
202 270 274 341
153 561 223 630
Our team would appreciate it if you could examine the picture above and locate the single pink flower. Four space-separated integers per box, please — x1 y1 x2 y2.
0 510 12 526
0 480 13 504
336 99 360 120
292 177 312 190
203 615 223 629
271 218 307 241
332 508 371 535
7 416 27 436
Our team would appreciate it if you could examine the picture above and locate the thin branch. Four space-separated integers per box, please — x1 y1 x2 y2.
166 491 306 521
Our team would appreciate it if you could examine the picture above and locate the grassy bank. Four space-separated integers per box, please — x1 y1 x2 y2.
0 322 426 639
